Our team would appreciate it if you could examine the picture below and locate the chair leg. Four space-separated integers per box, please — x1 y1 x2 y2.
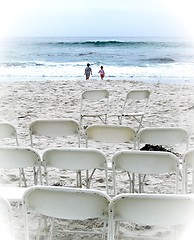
115 221 119 240
127 172 134 193
49 218 55 240
77 170 82 188
138 174 142 193
86 170 89 188
80 116 83 129
131 173 135 193
138 174 146 193
33 167 38 185
86 169 96 189
36 216 45 240
117 116 122 125
109 220 117 240
135 115 144 132
19 168 27 187
102 220 107 240
104 114 108 124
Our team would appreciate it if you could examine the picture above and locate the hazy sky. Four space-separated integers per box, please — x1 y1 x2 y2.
1 0 194 38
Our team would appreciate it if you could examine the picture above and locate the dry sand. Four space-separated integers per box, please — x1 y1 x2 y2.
0 79 194 239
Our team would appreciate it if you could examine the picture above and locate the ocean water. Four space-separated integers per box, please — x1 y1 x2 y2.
0 36 194 85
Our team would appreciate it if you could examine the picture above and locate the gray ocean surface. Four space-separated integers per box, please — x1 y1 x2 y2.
0 36 194 85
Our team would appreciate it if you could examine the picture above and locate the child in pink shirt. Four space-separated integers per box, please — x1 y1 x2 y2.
98 66 105 80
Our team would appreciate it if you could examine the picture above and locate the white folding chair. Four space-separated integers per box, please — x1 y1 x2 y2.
23 186 111 240
80 89 109 126
29 119 81 186
42 148 108 193
0 123 27 186
136 127 189 191
136 127 189 153
182 149 194 193
0 196 15 240
117 89 151 131
29 119 80 150
0 146 42 202
0 122 19 146
85 124 136 169
112 150 180 195
108 193 194 240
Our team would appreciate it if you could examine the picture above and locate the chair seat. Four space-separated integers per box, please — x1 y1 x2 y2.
0 186 29 202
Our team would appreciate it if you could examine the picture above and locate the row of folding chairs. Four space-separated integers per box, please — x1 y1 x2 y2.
0 121 192 195
80 89 151 131
0 121 189 152
0 145 194 201
2 186 194 240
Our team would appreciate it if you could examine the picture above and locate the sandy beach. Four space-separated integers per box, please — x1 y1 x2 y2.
0 79 194 239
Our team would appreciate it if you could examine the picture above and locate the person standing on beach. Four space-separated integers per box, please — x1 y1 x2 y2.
85 63 92 80
98 66 105 80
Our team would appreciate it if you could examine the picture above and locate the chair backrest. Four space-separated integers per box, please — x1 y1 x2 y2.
82 89 109 101
23 186 111 239
85 125 136 165
0 196 14 240
182 149 194 193
121 89 151 114
42 148 108 192
136 127 189 152
29 119 80 148
112 150 180 195
108 193 194 239
85 124 136 146
0 146 42 185
80 89 109 125
23 186 110 219
0 122 19 146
